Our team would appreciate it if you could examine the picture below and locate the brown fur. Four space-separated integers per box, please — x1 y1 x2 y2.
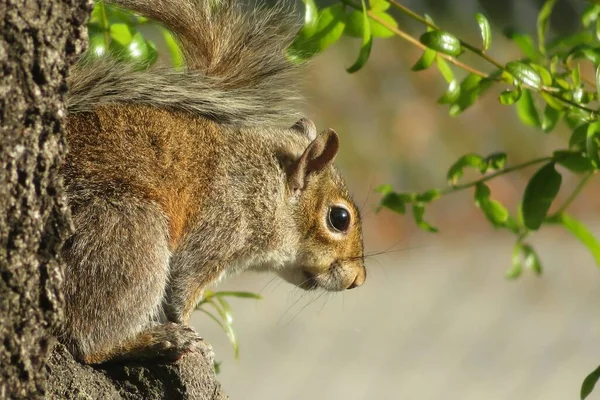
59 0 365 365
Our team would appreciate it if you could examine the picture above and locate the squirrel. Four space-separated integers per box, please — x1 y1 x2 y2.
60 0 366 365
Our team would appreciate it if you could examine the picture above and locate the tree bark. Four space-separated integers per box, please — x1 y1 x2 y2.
0 0 91 398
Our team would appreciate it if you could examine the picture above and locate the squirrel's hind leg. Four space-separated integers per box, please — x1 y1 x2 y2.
61 197 175 364
82 322 206 364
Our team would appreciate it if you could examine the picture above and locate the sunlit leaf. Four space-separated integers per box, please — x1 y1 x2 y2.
412 204 438 233
515 89 541 127
542 105 560 132
474 183 510 227
449 74 492 116
162 28 183 68
213 291 263 300
475 13 492 51
521 244 542 275
536 0 558 54
370 11 397 38
485 152 508 171
419 30 462 57
438 79 460 104
370 0 390 12
447 153 485 185
411 49 436 71
347 0 372 73
415 189 440 203
499 88 522 105
586 122 600 168
558 213 600 267
570 124 589 151
435 56 454 83
506 61 542 90
506 241 523 279
288 4 346 61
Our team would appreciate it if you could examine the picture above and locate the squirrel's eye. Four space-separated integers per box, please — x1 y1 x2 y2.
328 206 350 232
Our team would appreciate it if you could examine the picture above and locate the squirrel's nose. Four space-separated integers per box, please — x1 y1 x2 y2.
346 267 366 289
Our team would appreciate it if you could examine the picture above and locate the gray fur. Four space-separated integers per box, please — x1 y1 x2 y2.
67 0 303 126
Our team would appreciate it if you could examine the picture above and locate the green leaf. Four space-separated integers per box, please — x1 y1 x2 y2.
521 244 542 275
109 23 133 47
559 213 600 267
541 92 564 111
582 365 600 400
530 64 552 86
412 204 438 233
449 74 491 117
126 32 149 63
87 30 108 58
370 11 397 38
435 56 454 83
522 162 562 230
344 11 365 38
596 65 600 104
485 152 508 171
542 105 560 132
375 184 393 194
447 153 485 185
475 13 492 51
212 291 263 300
554 150 595 173
438 79 460 104
474 183 510 227
288 4 346 61
162 28 183 68
369 0 390 12
587 122 600 168
411 49 436 71
582 4 600 27
536 0 558 54
419 31 462 57
380 192 411 214
206 300 239 358
415 189 440 203
570 124 589 151
506 242 523 279
300 0 319 38
347 0 372 73
199 307 239 358
506 61 542 90
515 89 541 127
499 88 522 105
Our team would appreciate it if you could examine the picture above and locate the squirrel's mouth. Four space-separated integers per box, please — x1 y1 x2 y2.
299 270 319 290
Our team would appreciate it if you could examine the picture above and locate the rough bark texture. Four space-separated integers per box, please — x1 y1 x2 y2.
0 0 91 398
0 1 227 398
47 343 228 400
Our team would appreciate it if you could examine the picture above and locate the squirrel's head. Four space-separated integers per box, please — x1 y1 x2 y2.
278 118 366 292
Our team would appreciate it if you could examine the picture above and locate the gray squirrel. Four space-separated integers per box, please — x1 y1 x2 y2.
61 0 366 364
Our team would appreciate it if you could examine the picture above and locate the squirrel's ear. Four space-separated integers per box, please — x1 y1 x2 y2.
291 118 317 141
288 128 339 192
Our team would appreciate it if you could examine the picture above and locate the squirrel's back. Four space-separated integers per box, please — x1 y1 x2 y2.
68 0 303 125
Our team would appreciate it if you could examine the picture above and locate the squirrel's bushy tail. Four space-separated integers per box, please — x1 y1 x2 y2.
68 0 303 125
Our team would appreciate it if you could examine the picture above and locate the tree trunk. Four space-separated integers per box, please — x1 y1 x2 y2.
0 0 91 398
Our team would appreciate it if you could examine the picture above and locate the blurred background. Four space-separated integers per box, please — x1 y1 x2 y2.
190 0 600 398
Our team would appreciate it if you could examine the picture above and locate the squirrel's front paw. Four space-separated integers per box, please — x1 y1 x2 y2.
147 322 205 362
